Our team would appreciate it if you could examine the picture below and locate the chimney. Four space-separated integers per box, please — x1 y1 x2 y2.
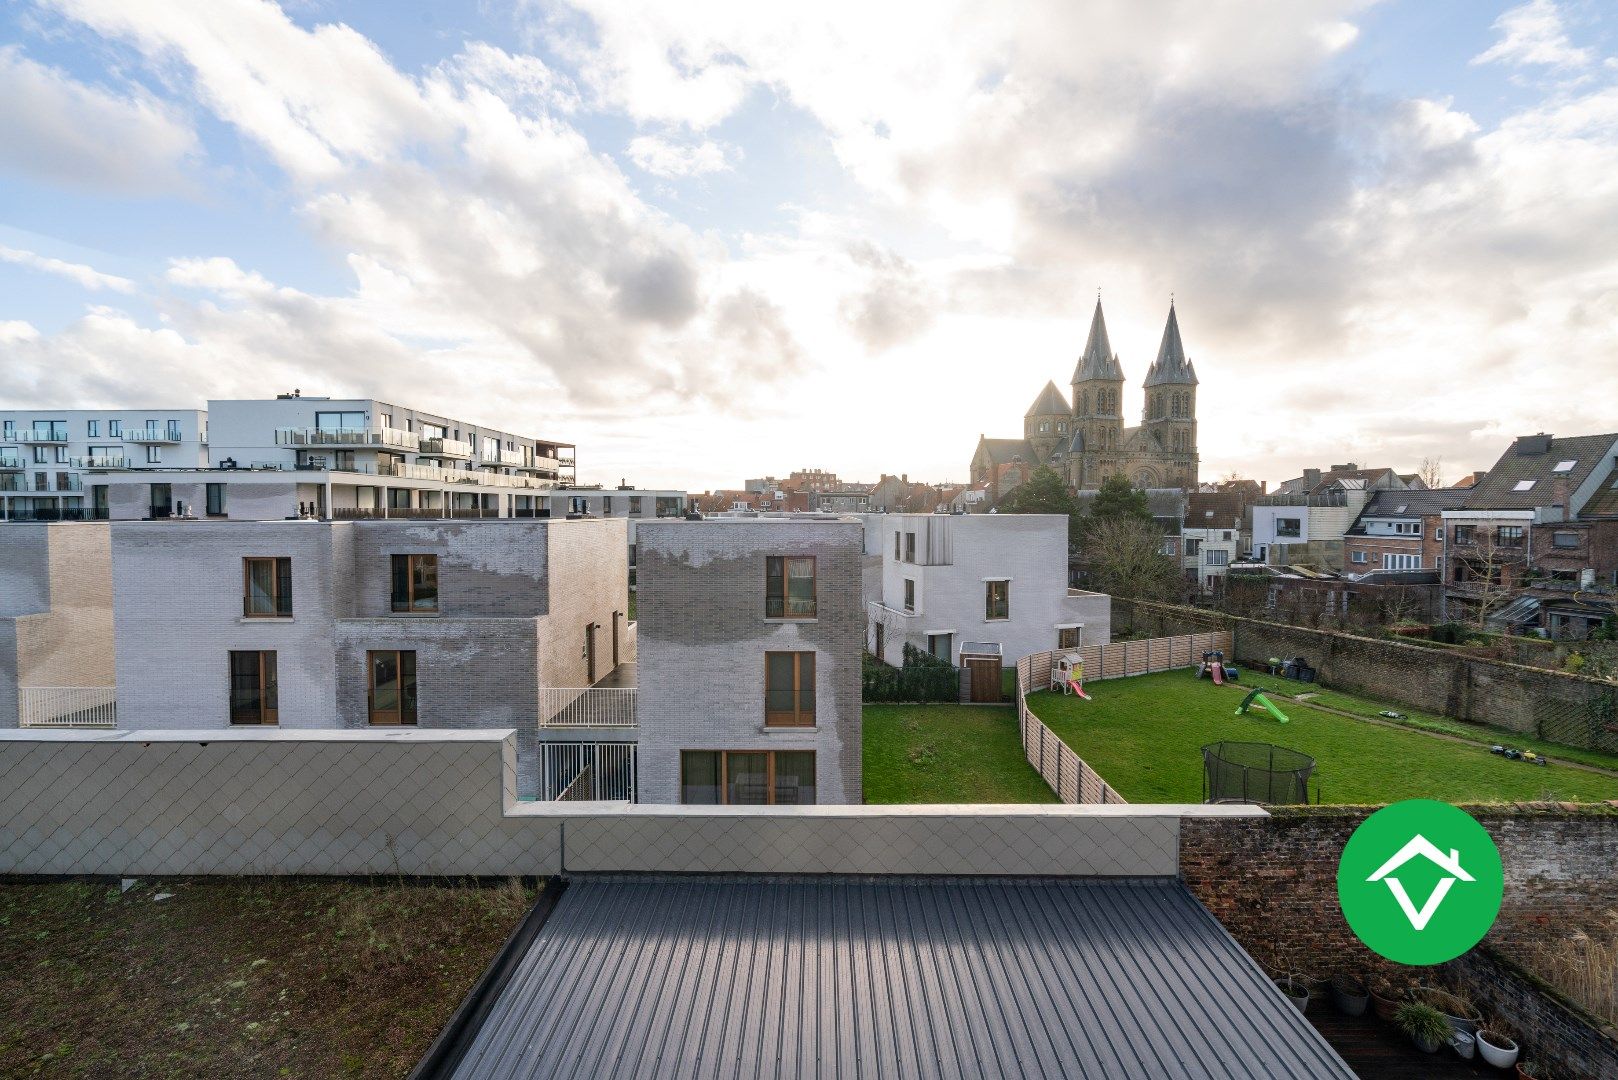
1552 476 1571 520
1303 468 1322 487
1515 433 1553 456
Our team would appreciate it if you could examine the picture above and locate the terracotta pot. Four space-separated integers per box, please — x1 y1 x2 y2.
1370 983 1404 1023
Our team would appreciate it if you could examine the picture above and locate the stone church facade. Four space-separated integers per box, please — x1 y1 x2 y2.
970 299 1200 492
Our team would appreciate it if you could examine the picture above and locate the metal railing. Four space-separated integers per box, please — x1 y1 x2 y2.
19 687 117 728
541 741 637 801
0 457 22 470
538 688 638 727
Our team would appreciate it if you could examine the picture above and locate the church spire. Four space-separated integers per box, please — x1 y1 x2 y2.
1143 301 1198 386
1071 297 1124 384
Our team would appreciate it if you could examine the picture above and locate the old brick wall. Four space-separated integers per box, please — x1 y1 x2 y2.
1112 597 1618 751
1448 946 1618 1080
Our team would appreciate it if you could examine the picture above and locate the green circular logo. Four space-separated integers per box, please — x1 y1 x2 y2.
1337 800 1503 965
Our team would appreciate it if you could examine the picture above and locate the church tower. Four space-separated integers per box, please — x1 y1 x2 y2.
1022 381 1071 464
1141 301 1199 488
1069 298 1125 486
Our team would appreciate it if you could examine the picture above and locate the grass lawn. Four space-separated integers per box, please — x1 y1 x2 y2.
0 877 534 1078
863 703 1056 803
1027 670 1618 805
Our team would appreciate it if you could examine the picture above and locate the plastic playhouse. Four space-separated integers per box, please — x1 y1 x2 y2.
1196 650 1239 684
1051 652 1091 700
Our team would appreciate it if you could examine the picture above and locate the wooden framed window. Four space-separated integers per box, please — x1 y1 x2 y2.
229 650 278 725
765 556 816 618
368 650 418 725
985 579 1010 620
391 554 439 612
242 557 292 617
765 652 815 727
680 750 816 805
1057 626 1080 649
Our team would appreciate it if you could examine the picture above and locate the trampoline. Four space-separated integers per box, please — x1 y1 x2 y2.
1201 741 1316 805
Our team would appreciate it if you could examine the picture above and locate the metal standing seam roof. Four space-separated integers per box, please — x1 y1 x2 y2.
450 877 1355 1080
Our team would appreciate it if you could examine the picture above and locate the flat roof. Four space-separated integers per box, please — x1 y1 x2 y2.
451 877 1353 1079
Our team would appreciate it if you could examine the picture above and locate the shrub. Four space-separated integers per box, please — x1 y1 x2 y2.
862 644 960 703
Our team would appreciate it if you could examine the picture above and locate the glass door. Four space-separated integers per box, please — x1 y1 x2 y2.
367 650 417 725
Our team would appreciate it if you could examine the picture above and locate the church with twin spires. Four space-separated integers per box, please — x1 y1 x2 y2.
970 298 1200 493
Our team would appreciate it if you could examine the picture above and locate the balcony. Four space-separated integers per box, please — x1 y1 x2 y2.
18 429 67 443
1 475 82 493
73 456 130 469
0 457 21 470
420 437 473 459
276 427 374 447
19 687 117 728
125 427 183 444
379 461 480 485
477 447 505 467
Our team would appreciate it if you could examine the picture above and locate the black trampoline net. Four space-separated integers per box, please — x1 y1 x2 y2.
1201 741 1316 805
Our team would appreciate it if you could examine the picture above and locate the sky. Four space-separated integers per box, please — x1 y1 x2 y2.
2 0 1616 492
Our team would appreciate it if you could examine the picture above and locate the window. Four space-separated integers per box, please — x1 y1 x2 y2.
1275 517 1302 538
1058 626 1081 649
109 419 123 437
367 650 418 725
229 651 278 725
1512 480 1536 492
629 496 643 514
146 445 162 464
1039 420 1050 432
1496 525 1525 547
149 483 172 519
903 578 915 612
985 579 1009 620
893 531 901 560
54 445 69 463
1552 531 1580 549
680 750 816 805
205 484 226 517
1453 525 1476 545
32 446 47 464
1383 554 1421 570
1350 550 1368 564
165 420 181 441
1553 460 1577 473
1185 538 1202 556
1 420 11 439
391 554 440 612
904 532 917 562
1205 549 1229 566
603 496 613 515
86 420 99 437
927 633 953 661
242 557 292 617
765 556 816 618
765 652 815 727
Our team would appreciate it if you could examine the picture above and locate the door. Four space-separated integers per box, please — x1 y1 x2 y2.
585 623 597 684
873 621 885 661
611 612 621 668
967 658 1002 703
368 650 417 725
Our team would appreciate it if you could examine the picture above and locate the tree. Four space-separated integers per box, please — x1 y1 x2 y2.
996 465 1081 544
1419 456 1445 489
1086 474 1155 527
1081 516 1184 602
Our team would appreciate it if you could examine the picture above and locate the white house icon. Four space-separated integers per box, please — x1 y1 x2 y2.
1366 834 1475 931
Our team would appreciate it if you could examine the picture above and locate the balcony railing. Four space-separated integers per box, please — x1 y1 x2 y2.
125 427 183 443
380 462 478 484
420 437 473 459
0 457 22 470
19 687 117 728
18 429 68 443
538 688 638 728
1 476 82 493
74 456 131 469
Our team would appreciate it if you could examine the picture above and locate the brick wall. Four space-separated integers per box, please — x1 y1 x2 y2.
0 523 115 727
1112 598 1618 752
1448 946 1618 1080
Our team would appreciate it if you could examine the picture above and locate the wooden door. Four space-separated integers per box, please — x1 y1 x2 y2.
967 658 1002 703
369 651 403 725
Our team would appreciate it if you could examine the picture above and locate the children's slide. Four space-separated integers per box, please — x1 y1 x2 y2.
1067 678 1092 701
1236 688 1289 723
1210 662 1225 686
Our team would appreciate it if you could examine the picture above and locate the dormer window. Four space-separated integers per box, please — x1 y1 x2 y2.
1513 480 1536 492
1553 460 1577 473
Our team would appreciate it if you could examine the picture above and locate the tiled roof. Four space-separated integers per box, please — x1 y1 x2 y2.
1143 302 1198 387
1024 380 1071 418
975 437 1036 467
1346 488 1470 535
1071 298 1124 383
1462 432 1618 511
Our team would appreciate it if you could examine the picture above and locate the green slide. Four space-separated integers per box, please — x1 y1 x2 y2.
1236 688 1289 724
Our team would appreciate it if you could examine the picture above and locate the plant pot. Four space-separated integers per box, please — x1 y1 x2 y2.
1330 975 1370 1017
1414 986 1482 1036
1477 1030 1520 1069
1274 977 1309 1014
1412 1031 1443 1054
1449 1031 1475 1060
1516 1064 1539 1080
1370 983 1405 1022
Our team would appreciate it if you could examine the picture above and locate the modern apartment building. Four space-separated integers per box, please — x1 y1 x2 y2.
0 523 115 728
0 409 208 521
633 518 864 805
108 518 627 795
866 513 1111 681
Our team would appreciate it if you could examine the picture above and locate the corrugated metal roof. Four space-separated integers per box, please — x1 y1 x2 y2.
451 877 1355 1080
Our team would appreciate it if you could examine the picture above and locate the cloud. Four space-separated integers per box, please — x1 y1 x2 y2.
0 46 197 192
838 242 936 350
0 245 136 293
626 134 737 177
1472 0 1593 69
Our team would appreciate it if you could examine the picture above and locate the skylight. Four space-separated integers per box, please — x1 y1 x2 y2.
1553 460 1577 473
1513 480 1536 492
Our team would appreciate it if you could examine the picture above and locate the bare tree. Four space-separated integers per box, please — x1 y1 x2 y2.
1452 522 1522 629
1418 456 1445 489
1080 517 1184 601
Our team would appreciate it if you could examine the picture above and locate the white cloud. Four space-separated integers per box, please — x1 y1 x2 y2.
0 244 136 293
0 46 196 192
626 134 736 177
1472 0 1593 69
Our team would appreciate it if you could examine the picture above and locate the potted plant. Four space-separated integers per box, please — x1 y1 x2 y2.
1329 974 1370 1017
1368 975 1405 1022
1395 1002 1451 1054
1477 1027 1520 1069
1413 985 1483 1035
1274 974 1310 1013
1448 1030 1475 1060
1516 1060 1545 1080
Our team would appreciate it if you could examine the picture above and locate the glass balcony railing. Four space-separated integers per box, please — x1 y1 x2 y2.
420 437 474 459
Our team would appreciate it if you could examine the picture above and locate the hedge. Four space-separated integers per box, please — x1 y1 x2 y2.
862 644 960 703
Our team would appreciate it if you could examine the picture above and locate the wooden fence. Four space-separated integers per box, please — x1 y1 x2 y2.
1014 630 1232 804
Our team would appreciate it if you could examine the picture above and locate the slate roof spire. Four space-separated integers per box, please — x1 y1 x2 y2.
1024 380 1070 417
1071 297 1124 384
1144 301 1198 386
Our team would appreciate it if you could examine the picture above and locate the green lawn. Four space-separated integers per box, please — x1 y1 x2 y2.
863 703 1056 803
1027 670 1618 805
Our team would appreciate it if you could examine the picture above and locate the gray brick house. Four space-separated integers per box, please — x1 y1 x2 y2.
634 518 864 805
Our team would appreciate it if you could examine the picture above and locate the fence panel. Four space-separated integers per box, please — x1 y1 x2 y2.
19 687 117 728
540 741 637 801
538 688 638 728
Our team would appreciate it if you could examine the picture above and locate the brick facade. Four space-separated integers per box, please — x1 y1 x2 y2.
0 523 115 726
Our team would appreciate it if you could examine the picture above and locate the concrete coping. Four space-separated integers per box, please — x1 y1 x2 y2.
0 727 519 743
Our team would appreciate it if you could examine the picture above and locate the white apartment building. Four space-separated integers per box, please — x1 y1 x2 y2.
0 409 208 521
1181 527 1240 591
865 513 1111 674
